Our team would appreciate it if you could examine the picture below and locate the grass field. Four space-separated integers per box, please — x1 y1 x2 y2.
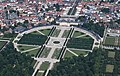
27 48 40 56
18 34 47 45
64 50 75 58
40 47 51 58
108 51 115 58
3 33 18 39
103 36 120 47
36 72 43 76
72 31 84 38
106 64 114 73
52 48 61 59
82 0 93 1
31 60 37 67
103 36 115 46
84 35 91 38
17 45 37 51
39 29 51 36
52 29 61 37
62 30 70 38
0 41 7 50
118 37 120 46
30 31 42 35
70 49 88 56
39 61 50 71
67 37 94 50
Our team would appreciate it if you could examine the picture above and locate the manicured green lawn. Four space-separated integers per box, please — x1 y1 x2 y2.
39 29 51 36
39 61 50 70
95 43 99 45
3 33 18 39
40 48 51 58
0 41 7 50
108 51 115 58
106 64 114 73
18 45 37 51
52 48 61 59
103 36 115 46
103 37 120 46
103 36 120 47
82 0 93 1
84 35 91 38
118 37 120 46
64 50 75 58
70 49 88 56
36 72 43 76
73 31 84 38
52 29 61 37
27 48 40 56
62 30 70 38
67 37 94 50
0 37 10 40
30 31 42 35
31 60 37 67
18 34 47 45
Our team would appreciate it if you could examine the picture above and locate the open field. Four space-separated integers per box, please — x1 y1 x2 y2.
39 29 51 36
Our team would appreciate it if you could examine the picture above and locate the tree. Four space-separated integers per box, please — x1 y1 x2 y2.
48 48 104 76
0 42 34 76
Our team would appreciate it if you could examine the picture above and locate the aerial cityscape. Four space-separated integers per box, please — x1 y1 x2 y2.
0 0 120 76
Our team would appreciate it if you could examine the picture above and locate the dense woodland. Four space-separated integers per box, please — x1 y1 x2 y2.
48 48 120 76
82 21 105 37
48 48 103 76
0 42 34 76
